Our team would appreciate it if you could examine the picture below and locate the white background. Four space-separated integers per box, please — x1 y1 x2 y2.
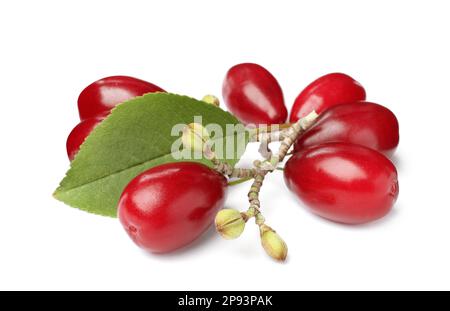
1 0 449 290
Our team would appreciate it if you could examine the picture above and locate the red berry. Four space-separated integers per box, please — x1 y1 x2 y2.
222 63 287 125
284 143 399 224
290 73 366 122
118 162 227 253
78 76 165 120
294 102 399 157
66 117 103 161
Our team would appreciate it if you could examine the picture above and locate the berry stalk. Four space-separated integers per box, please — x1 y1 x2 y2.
260 111 318 171
183 110 318 262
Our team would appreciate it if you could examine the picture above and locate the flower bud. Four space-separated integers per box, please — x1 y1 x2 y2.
215 208 247 239
201 95 220 107
260 224 288 262
182 123 210 153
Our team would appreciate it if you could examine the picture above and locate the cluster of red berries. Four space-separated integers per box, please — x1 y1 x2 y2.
65 63 399 261
223 64 399 226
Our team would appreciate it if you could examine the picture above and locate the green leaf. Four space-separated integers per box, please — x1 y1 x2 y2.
54 93 248 217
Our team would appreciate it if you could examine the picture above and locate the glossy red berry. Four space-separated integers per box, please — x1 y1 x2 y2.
66 117 103 161
290 73 366 122
118 162 227 253
78 76 165 120
222 63 287 125
284 143 399 224
294 102 399 157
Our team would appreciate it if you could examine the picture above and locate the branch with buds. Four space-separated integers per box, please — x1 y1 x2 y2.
183 96 318 262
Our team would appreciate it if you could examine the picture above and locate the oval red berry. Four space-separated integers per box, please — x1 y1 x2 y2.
66 117 103 161
118 162 227 253
294 102 399 157
223 63 287 125
78 76 165 120
290 73 366 122
284 143 399 224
